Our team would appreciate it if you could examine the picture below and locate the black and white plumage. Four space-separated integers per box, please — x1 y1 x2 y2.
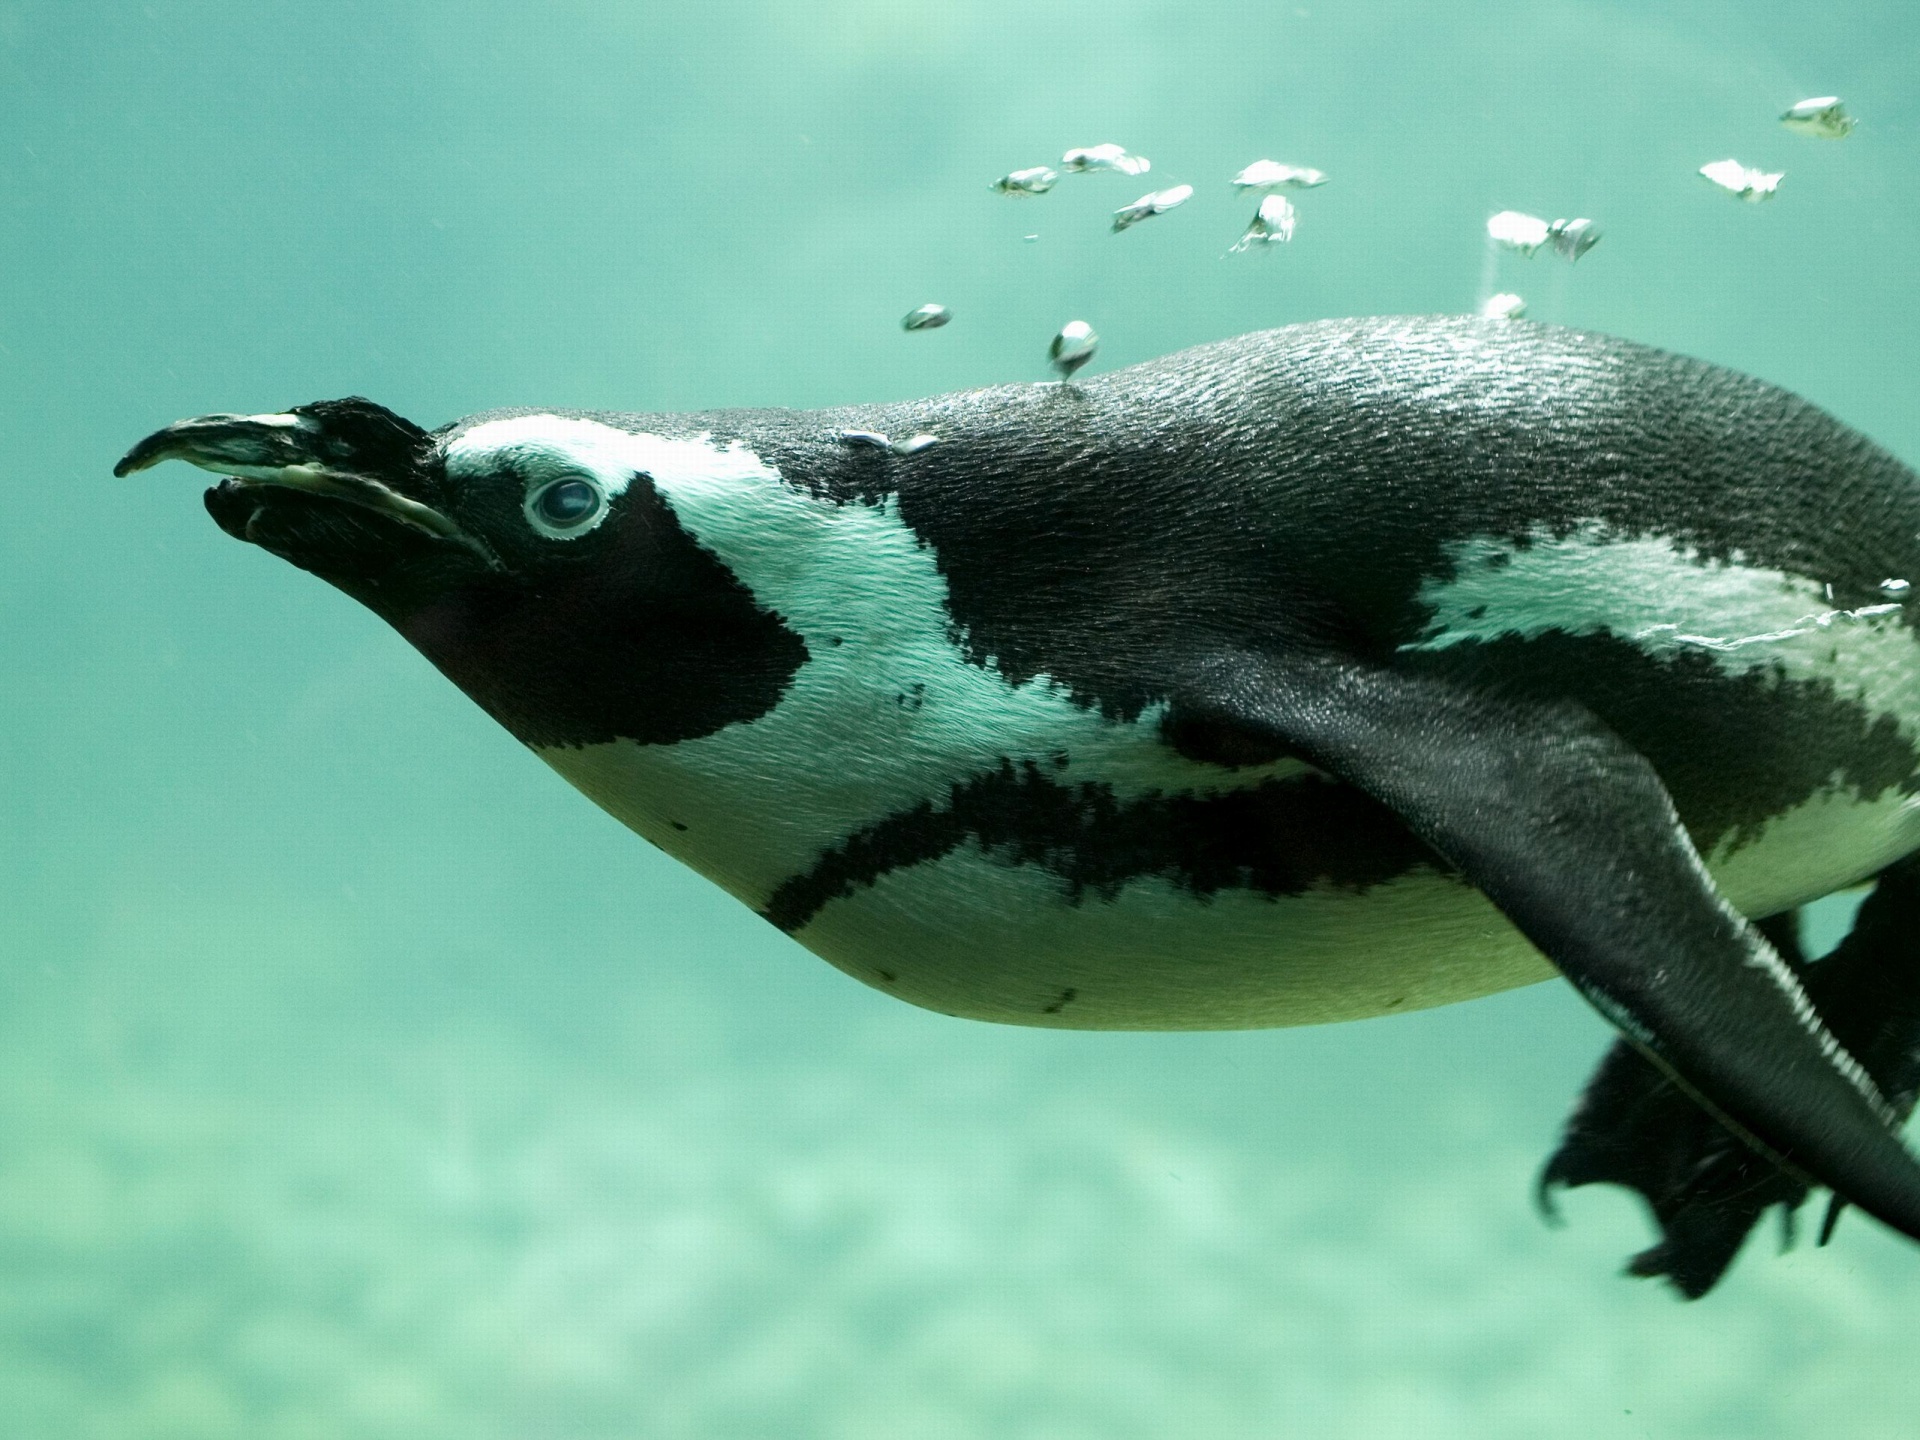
118 315 1920 1294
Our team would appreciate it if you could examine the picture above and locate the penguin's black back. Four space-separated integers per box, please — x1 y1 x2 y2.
504 316 1920 874
569 315 1920 704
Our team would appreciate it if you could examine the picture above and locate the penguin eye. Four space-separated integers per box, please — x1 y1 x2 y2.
524 476 607 538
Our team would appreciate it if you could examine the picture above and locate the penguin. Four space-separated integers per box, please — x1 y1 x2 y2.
117 315 1920 1295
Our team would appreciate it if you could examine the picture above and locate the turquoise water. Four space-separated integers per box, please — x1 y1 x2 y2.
4 2 1918 1435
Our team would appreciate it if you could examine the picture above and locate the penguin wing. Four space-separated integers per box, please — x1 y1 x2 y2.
1170 649 1920 1247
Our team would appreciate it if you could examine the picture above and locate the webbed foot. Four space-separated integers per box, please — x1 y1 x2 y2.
1542 859 1920 1297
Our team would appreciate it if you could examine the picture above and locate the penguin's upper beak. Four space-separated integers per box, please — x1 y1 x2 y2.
116 400 497 570
116 408 467 541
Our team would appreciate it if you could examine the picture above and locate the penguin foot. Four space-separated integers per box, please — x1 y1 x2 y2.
1537 915 1812 1299
1542 860 1920 1298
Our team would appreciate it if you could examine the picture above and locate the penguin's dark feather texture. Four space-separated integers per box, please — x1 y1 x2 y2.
289 396 436 489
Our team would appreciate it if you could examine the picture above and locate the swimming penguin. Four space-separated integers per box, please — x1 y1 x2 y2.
118 315 1920 1297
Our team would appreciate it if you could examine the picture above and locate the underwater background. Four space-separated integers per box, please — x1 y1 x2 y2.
3 1 1919 1434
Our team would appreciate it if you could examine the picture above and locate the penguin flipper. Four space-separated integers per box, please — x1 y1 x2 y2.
1172 653 1920 1251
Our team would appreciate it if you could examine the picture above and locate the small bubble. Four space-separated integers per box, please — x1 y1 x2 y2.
1700 159 1783 201
1112 184 1193 232
1061 143 1151 176
1781 97 1855 139
1232 160 1327 191
993 166 1058 196
1487 211 1551 254
1049 320 1099 380
1230 194 1297 252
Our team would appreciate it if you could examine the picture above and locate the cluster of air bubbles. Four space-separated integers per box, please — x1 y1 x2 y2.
914 94 1862 382
1695 97 1855 205
1476 94 1856 317
1479 213 1600 321
1486 212 1603 261
992 143 1333 251
983 144 1334 376
1221 161 1330 255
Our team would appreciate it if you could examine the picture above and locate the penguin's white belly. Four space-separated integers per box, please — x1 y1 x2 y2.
543 730 1548 1028
540 733 1917 1031
788 845 1544 1028
796 788 1916 1030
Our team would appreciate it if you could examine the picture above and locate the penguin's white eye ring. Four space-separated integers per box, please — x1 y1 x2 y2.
524 475 607 538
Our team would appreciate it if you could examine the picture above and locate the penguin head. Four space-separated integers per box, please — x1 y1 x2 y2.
117 402 808 747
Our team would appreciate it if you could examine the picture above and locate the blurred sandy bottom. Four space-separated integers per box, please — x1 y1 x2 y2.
0 938 1914 1440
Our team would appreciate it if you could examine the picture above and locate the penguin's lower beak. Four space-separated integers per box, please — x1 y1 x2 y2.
115 410 472 546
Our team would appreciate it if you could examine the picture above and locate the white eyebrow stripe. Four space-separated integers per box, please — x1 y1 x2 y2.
442 415 772 497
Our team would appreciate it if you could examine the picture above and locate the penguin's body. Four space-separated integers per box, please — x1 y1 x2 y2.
445 318 1920 1028
120 315 1920 1292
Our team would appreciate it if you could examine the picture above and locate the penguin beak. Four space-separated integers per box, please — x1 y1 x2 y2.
116 410 338 481
116 404 497 569
116 411 467 542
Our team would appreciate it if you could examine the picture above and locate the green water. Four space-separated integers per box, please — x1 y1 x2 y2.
3 2 1917 1435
